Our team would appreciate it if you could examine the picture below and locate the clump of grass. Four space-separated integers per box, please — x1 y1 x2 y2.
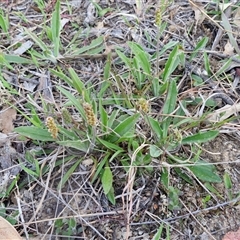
1 0 238 238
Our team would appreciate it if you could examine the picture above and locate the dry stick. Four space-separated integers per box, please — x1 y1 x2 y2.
15 183 29 240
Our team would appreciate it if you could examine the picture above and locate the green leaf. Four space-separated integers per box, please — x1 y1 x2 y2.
101 165 113 195
108 109 119 129
215 58 232 76
128 42 151 75
15 126 55 141
162 79 177 138
85 45 105 55
108 113 140 142
51 0 61 57
132 57 144 89
188 160 222 183
174 167 193 185
147 116 163 140
160 167 169 189
68 67 88 99
50 68 73 86
97 137 123 151
162 79 177 115
163 45 180 82
168 186 181 211
182 130 219 144
204 183 223 198
106 186 115 205
149 145 163 157
57 158 82 190
57 140 90 153
4 54 31 64
158 41 178 57
21 163 39 177
204 51 211 75
58 126 79 140
0 14 8 33
103 54 111 81
223 172 232 189
99 101 108 132
189 37 208 61
115 49 131 67
72 36 104 55
91 153 110 183
152 223 164 240
57 86 86 120
25 28 48 52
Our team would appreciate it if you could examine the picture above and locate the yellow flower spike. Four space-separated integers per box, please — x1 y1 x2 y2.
155 8 161 26
83 102 97 126
136 98 149 113
45 116 58 139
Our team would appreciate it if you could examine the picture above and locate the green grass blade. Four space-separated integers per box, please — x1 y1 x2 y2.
223 172 232 189
0 13 8 33
162 79 177 138
163 45 180 82
152 223 164 240
50 68 73 86
108 113 140 142
51 0 61 57
99 101 108 132
15 126 55 141
162 79 177 114
157 41 178 58
189 37 208 61
71 36 104 55
108 109 120 129
57 140 90 153
58 126 79 140
97 137 124 151
115 49 131 67
68 67 89 101
182 130 219 144
4 54 31 64
91 153 110 183
21 164 39 177
25 28 48 52
128 41 151 75
57 86 86 120
101 163 113 194
204 52 211 75
146 116 163 140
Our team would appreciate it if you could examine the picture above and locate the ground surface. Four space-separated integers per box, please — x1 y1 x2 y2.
0 0 240 240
